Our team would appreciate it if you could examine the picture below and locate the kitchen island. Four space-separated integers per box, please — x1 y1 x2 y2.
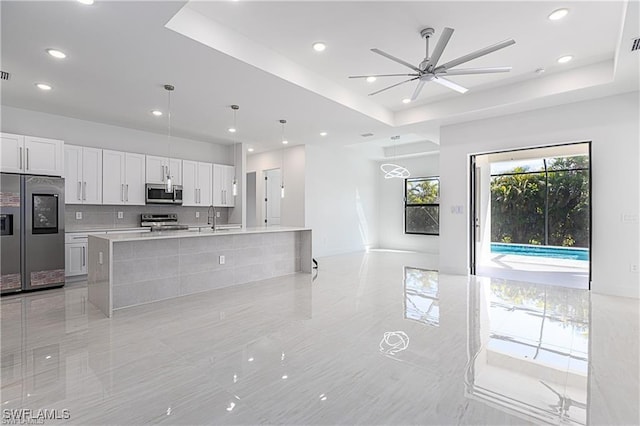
87 226 312 317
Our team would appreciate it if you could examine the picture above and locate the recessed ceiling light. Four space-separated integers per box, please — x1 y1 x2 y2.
35 83 52 91
366 76 376 83
557 55 573 64
46 49 66 59
151 110 163 117
402 98 411 104
77 0 94 4
312 42 326 52
548 8 569 20
282 140 289 145
228 127 236 133
247 148 254 152
320 132 327 136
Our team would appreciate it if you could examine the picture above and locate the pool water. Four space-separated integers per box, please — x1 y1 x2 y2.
491 243 590 261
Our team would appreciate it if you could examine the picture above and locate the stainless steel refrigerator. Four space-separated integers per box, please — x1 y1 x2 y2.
1 173 65 294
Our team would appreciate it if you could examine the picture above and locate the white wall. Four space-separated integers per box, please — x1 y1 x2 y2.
246 145 305 227
377 154 439 253
305 145 378 257
1 106 231 163
439 92 639 299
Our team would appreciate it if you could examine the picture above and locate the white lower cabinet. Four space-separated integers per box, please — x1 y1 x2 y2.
65 233 91 277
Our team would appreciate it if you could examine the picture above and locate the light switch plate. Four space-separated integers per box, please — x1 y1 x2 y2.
117 211 123 219
219 255 225 265
195 212 200 218
75 212 82 220
216 211 220 218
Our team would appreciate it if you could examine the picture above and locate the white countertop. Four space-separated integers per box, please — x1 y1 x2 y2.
89 226 311 242
66 227 148 234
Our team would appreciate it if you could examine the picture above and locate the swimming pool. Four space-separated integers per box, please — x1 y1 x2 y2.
491 243 589 261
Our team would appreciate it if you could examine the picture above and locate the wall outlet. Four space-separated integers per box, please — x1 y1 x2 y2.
99 252 103 265
450 205 464 215
216 211 220 218
630 264 638 273
195 212 200 218
219 255 225 265
75 212 82 220
117 211 123 219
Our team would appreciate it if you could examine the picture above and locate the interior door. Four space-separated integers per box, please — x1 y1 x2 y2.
264 169 281 226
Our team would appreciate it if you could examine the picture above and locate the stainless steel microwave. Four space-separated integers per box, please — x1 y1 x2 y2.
145 184 183 204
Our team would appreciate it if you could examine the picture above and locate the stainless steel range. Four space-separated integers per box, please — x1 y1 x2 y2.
140 213 188 231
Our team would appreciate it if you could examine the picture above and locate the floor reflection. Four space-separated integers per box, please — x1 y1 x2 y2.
403 267 439 326
466 278 589 425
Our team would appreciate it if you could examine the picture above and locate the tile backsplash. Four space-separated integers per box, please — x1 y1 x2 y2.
65 204 230 231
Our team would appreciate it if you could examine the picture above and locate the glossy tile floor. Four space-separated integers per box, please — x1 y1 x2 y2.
1 251 638 425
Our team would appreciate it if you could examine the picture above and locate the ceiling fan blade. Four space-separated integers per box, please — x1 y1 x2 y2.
349 73 420 79
368 77 420 96
410 80 427 101
371 48 421 73
432 76 468 94
424 27 454 70
434 39 515 72
437 66 512 76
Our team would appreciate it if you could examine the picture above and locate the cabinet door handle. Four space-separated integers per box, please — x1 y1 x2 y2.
82 246 86 267
161 165 165 182
18 147 23 170
126 184 129 202
83 182 87 200
78 182 82 201
26 148 29 170
121 184 125 201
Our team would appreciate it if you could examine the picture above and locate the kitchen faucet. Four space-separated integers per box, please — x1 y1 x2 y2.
207 205 217 230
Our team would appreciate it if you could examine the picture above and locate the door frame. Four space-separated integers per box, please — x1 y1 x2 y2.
468 141 592 289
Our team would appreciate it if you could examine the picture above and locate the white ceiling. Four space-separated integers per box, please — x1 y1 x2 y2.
1 1 637 158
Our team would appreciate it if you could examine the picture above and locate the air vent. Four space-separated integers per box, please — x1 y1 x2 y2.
632 37 640 52
0 71 10 81
361 132 374 137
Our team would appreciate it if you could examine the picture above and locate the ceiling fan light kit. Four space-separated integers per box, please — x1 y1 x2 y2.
350 26 515 101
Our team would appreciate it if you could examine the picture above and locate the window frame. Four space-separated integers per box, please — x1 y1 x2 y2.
404 176 440 236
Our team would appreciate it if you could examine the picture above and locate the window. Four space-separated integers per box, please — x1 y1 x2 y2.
405 177 439 235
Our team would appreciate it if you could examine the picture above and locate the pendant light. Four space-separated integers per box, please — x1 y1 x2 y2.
164 84 175 193
380 135 410 179
230 105 239 197
279 119 287 198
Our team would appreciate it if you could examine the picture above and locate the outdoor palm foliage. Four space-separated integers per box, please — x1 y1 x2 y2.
490 156 589 248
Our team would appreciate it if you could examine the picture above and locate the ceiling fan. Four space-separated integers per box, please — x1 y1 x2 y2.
350 27 515 100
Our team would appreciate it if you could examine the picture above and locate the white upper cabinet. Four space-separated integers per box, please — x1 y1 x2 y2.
198 162 213 206
24 136 64 176
213 164 235 207
65 145 102 205
124 152 145 205
102 150 145 205
182 160 212 206
0 133 24 173
145 155 182 186
1 133 64 176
